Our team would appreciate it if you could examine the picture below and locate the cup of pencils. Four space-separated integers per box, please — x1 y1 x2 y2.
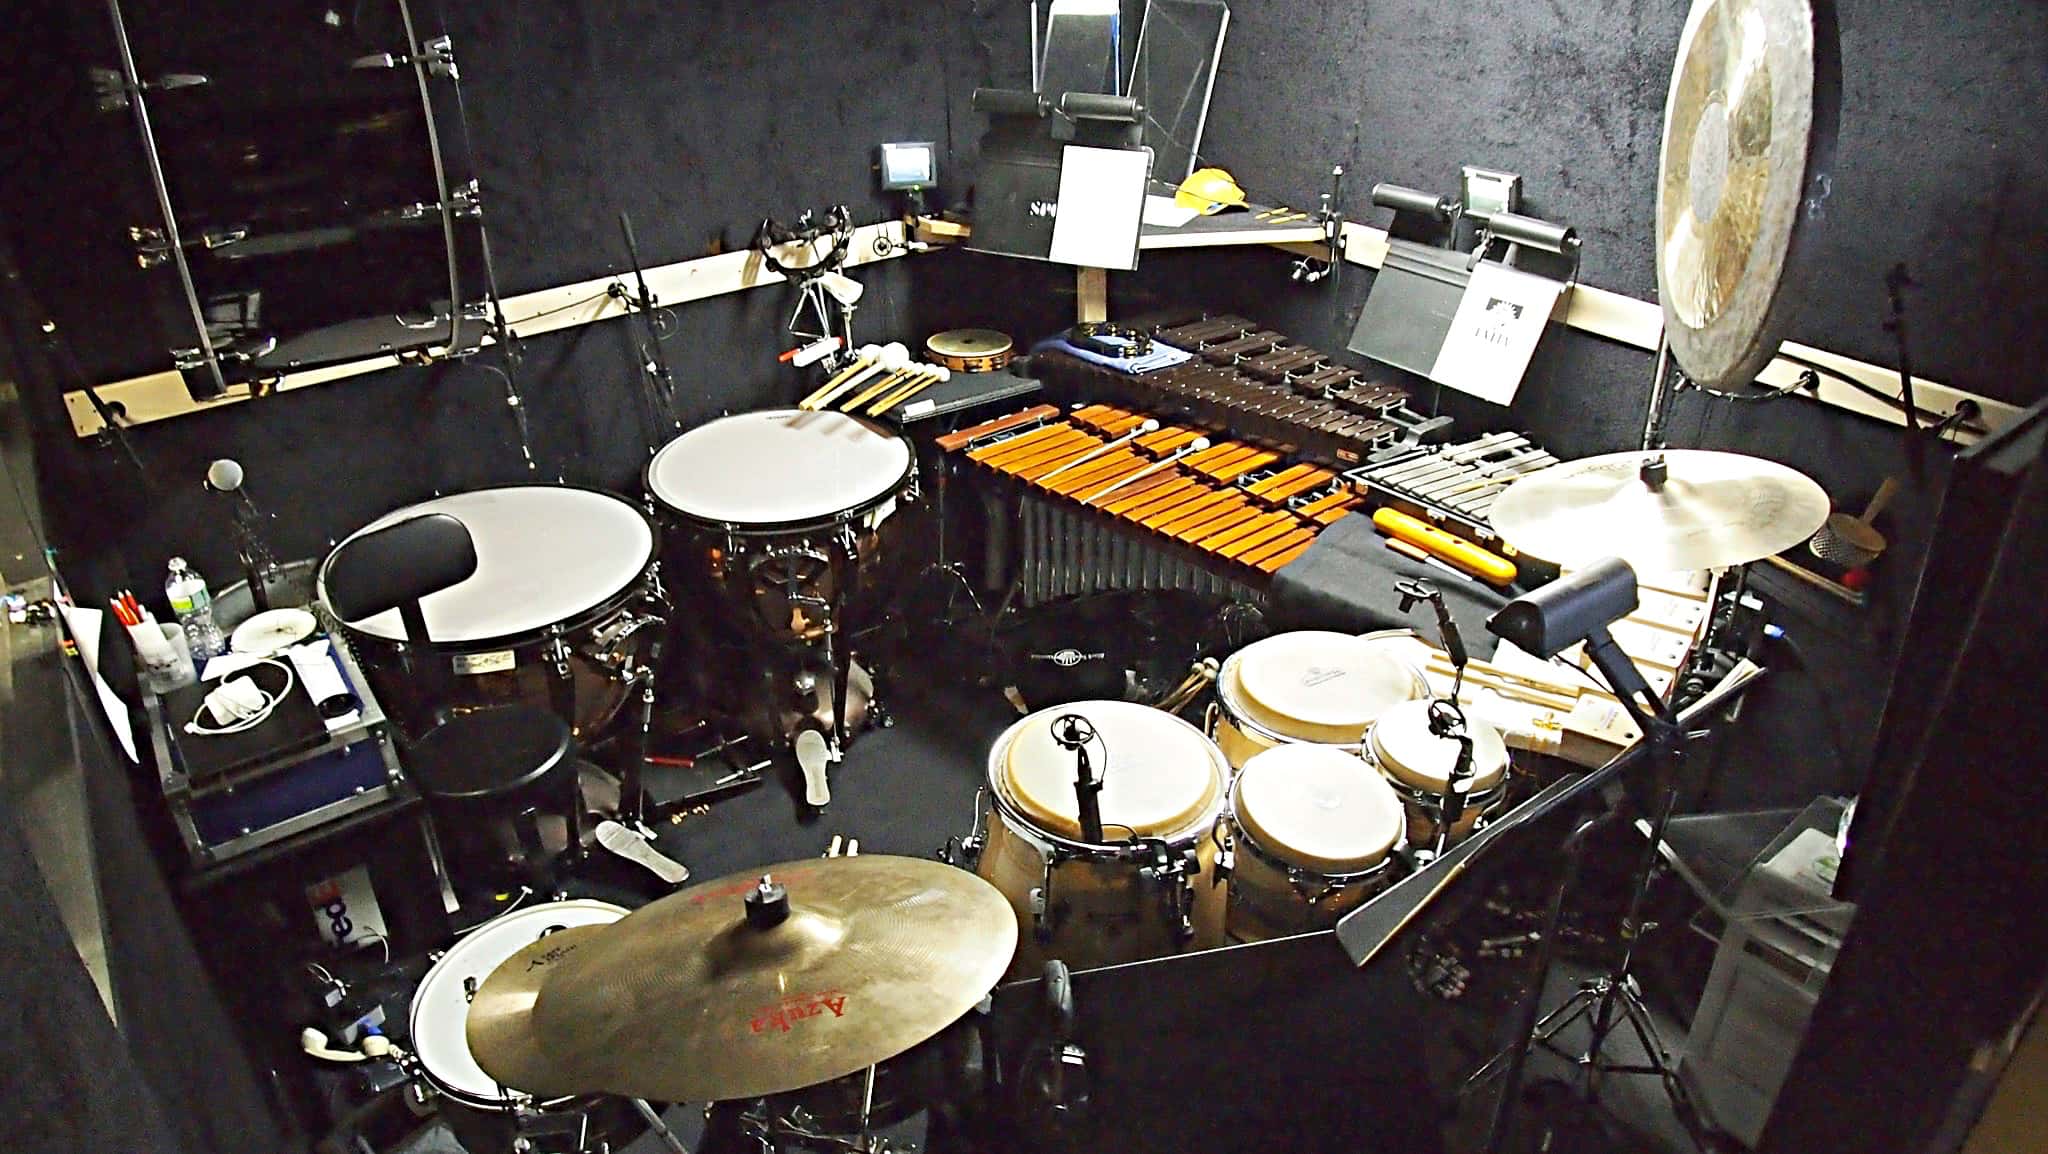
113 590 196 693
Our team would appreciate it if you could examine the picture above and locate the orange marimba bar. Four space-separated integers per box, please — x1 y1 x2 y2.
940 403 1363 585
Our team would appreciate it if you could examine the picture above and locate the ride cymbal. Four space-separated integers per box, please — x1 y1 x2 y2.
471 855 1017 1104
1488 450 1828 572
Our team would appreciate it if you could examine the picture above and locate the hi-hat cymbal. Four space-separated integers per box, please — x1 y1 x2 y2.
1488 450 1829 572
1656 0 1839 390
469 855 1017 1104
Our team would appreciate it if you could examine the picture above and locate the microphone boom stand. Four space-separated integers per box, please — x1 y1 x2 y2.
1463 621 1713 1152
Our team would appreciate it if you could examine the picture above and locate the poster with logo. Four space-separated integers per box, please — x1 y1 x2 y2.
1427 261 1563 406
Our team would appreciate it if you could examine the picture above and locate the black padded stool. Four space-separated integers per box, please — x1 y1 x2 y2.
323 512 584 893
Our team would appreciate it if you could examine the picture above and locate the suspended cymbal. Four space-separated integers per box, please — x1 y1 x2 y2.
470 855 1017 1104
1656 0 1839 390
463 925 618 1096
1488 450 1829 572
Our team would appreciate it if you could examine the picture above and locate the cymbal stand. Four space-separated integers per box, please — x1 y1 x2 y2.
1462 626 1714 1152
1640 333 1675 454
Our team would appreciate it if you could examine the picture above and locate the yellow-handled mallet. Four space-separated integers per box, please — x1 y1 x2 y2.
803 342 908 411
797 343 882 409
868 365 952 416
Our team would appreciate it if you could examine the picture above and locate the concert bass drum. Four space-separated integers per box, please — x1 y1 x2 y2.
407 900 645 1153
319 486 666 743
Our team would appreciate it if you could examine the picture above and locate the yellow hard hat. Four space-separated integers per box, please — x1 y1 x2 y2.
1174 167 1247 215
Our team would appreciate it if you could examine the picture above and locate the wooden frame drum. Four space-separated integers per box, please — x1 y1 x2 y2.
925 328 1013 373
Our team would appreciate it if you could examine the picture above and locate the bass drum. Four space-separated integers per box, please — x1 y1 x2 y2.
408 900 642 1153
320 486 665 743
1210 630 1428 767
974 700 1227 978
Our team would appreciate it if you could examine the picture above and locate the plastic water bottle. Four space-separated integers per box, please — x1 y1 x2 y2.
165 557 226 660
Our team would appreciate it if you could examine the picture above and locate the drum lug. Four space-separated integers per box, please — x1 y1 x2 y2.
1210 815 1234 886
1032 854 1063 943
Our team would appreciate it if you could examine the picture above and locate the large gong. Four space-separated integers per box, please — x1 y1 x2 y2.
1655 0 1841 391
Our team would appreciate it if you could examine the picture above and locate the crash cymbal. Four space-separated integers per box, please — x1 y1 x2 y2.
1488 449 1829 572
1656 0 1839 390
464 924 617 1097
472 855 1017 1104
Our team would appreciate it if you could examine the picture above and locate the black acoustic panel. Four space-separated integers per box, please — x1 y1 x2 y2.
989 932 1442 1154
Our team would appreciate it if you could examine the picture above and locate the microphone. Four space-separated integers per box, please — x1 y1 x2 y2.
205 458 244 493
1051 714 1105 845
204 458 281 611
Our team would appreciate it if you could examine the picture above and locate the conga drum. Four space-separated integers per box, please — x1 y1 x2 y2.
1210 630 1429 767
1213 743 1408 941
974 700 1228 977
1364 698 1513 846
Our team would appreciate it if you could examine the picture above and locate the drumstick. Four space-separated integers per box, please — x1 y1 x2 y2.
1082 437 1208 504
1039 418 1161 481
844 364 938 412
796 343 881 409
868 366 951 416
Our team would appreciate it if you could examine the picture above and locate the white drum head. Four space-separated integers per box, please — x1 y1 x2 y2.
325 488 654 644
1000 700 1224 842
1369 698 1511 792
1234 745 1404 873
1234 631 1426 736
410 900 627 1101
647 409 912 525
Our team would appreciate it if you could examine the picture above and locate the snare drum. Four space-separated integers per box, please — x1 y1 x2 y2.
1210 630 1429 767
320 487 664 742
925 328 1014 373
409 900 637 1153
1213 744 1408 941
646 409 916 642
1364 698 1512 845
975 700 1227 977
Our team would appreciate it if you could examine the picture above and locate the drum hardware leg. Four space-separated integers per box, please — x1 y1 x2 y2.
630 1098 692 1154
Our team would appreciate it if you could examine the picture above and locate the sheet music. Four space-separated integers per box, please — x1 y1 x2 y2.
1048 145 1151 270
1428 260 1563 405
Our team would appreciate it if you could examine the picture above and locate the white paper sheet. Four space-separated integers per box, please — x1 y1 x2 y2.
1048 145 1152 270
60 605 137 763
1141 194 1201 228
1427 261 1564 405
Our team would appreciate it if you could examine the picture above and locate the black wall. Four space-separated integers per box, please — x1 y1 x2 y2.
9 1 2047 804
4 0 982 593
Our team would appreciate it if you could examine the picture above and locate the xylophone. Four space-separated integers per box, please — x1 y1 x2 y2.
1036 314 1440 466
939 402 1366 603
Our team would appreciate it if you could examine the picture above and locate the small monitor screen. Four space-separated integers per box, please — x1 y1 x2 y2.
880 142 936 189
